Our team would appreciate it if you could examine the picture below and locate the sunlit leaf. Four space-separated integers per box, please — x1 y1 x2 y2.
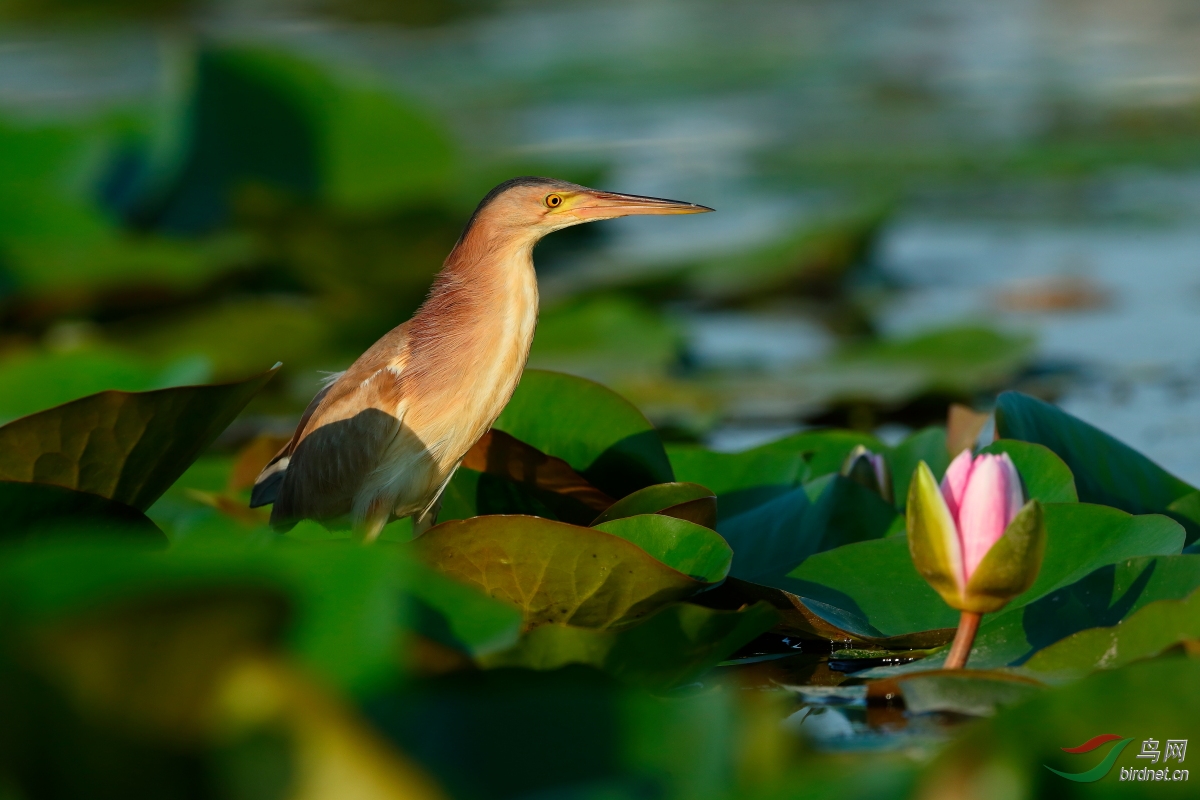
411 514 728 629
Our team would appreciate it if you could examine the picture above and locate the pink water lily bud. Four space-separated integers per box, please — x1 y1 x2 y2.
906 450 1045 616
941 450 1026 583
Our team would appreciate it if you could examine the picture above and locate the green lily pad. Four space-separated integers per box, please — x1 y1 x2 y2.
997 392 1195 540
718 486 811 583
411 514 729 629
1025 582 1200 677
886 427 949 510
668 429 882 520
589 482 716 528
479 601 777 690
0 480 165 543
0 365 278 511
776 503 1184 638
495 370 673 499
980 439 1078 503
592 514 732 584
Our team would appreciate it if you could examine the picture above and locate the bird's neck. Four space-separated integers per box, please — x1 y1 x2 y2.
404 226 541 448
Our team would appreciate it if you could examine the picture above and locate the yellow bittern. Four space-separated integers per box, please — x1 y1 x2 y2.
251 177 711 542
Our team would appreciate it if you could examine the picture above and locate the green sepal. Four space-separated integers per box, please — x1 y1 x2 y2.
906 460 965 609
961 499 1046 614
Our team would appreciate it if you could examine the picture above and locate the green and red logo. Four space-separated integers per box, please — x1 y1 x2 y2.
1045 734 1134 782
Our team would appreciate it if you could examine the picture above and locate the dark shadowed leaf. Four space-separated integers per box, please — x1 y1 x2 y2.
407 560 523 658
411 514 728 629
495 370 673 498
589 482 716 528
479 601 777 690
0 365 278 511
0 481 165 543
439 429 615 525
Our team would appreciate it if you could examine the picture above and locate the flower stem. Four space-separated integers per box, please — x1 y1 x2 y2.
944 611 982 669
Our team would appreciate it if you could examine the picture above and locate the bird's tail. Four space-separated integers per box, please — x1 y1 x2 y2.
249 454 289 508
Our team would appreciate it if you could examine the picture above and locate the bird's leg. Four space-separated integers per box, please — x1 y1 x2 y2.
355 497 392 545
412 494 443 538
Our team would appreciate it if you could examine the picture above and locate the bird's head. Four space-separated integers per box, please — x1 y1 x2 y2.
461 177 712 244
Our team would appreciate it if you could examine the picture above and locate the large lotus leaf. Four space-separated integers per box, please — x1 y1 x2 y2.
495 370 673 499
0 365 277 511
590 482 716 529
997 391 1196 541
479 601 777 690
410 515 726 629
777 504 1184 638
406 560 523 659
591 514 732 584
861 555 1200 676
0 481 165 543
0 539 406 693
441 430 614 526
798 474 899 555
1024 583 1200 678
718 486 811 583
919 658 1200 796
717 474 896 585
980 439 1078 503
886 427 949 510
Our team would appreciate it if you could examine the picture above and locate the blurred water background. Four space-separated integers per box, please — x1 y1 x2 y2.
2 0 1200 479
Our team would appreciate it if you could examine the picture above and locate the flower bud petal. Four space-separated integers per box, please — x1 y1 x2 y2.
961 499 1046 614
940 449 975 522
958 453 1024 582
906 461 966 609
842 445 893 504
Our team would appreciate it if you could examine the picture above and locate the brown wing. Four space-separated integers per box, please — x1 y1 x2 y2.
255 324 412 530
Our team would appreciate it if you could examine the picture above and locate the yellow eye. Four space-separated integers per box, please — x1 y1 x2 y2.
544 193 563 208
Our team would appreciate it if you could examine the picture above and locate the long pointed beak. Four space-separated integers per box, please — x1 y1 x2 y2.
572 190 713 220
